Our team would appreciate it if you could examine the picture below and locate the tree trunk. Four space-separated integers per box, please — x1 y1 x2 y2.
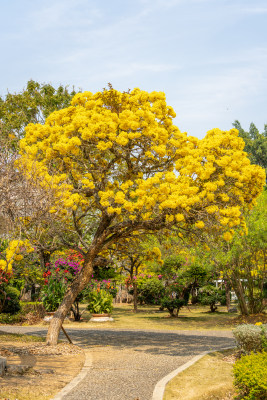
71 300 81 321
210 302 217 313
224 279 231 311
230 275 249 316
39 249 51 270
133 281 138 313
46 257 94 345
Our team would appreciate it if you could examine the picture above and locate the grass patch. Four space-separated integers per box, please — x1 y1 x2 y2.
63 304 240 331
5 303 265 332
0 331 44 342
164 349 236 400
0 391 49 400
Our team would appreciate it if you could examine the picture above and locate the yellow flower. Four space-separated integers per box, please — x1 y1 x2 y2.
175 214 184 222
223 231 233 241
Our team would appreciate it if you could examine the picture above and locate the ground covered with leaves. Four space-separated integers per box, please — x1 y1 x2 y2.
0 334 84 400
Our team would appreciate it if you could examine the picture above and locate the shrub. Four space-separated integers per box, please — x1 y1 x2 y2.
86 289 113 314
233 351 267 400
233 324 267 353
20 302 46 318
0 313 22 324
198 285 226 312
41 277 66 312
0 302 45 325
0 286 21 314
86 279 117 298
137 277 165 305
160 297 185 317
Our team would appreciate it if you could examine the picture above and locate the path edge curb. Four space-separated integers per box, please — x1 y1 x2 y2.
152 346 235 400
52 350 92 400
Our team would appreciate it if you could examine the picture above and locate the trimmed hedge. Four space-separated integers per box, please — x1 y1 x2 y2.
233 351 267 400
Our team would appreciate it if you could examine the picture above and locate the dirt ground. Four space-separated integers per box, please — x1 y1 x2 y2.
0 342 85 400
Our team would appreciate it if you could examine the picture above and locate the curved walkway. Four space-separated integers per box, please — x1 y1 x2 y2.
0 326 235 400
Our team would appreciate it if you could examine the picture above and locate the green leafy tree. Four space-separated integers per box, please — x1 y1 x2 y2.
198 285 226 312
0 80 78 144
233 120 267 176
205 191 267 315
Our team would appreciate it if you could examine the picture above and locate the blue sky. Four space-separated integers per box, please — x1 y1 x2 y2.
1 0 267 138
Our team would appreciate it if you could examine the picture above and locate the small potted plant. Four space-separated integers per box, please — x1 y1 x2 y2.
86 289 113 318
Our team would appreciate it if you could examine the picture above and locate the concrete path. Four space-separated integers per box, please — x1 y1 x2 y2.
0 326 235 400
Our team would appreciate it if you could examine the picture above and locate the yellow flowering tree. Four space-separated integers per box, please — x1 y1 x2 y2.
18 86 265 344
0 239 34 272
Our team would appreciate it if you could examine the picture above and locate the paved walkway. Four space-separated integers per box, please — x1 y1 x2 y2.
0 326 235 400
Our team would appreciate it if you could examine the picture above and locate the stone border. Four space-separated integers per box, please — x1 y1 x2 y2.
52 351 92 400
152 347 235 400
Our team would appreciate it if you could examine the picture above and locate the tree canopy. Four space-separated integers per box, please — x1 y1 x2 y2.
19 88 265 244
0 80 77 144
13 86 266 344
232 120 267 176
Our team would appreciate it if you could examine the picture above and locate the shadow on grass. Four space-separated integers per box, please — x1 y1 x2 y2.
143 313 236 327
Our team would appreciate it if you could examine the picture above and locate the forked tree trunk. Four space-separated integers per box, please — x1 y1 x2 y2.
46 217 113 345
46 257 94 345
230 275 249 316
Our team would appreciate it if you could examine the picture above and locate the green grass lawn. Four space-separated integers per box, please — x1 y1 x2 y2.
0 331 44 342
3 302 265 332
60 303 242 331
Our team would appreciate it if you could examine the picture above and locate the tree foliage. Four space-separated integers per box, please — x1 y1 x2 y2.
233 120 267 176
19 88 265 245
203 190 267 315
0 80 77 144
13 87 266 344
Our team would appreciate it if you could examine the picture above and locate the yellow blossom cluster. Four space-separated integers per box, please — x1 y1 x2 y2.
0 240 34 272
18 88 266 240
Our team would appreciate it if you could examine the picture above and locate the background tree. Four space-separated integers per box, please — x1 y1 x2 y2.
0 80 78 145
220 191 267 315
16 87 265 344
198 285 226 312
0 138 65 269
233 120 267 176
0 81 79 270
112 236 162 311
195 190 267 315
